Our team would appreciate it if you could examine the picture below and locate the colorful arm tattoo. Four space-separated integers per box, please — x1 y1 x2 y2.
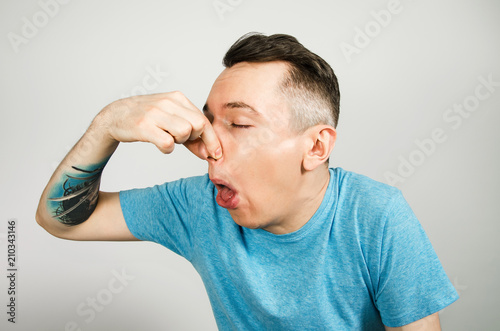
48 162 106 226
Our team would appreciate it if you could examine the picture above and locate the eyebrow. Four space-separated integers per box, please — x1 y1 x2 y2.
203 101 261 115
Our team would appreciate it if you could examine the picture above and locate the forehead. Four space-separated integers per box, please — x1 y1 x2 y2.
205 61 289 117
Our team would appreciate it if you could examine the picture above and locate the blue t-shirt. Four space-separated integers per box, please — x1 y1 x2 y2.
120 167 458 330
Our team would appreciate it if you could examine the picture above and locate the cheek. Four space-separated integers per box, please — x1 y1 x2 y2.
232 128 282 160
221 127 302 183
240 139 302 185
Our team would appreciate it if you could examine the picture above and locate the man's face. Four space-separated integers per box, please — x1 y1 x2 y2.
204 61 308 233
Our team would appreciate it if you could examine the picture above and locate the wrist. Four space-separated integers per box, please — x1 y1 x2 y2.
91 104 120 149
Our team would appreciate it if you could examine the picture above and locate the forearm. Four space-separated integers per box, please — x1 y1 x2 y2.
36 112 119 233
36 92 222 238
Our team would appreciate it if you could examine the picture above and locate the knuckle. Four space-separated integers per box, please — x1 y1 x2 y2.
192 117 207 132
143 104 160 115
158 138 174 153
168 90 185 102
134 116 148 131
157 97 173 108
177 123 192 138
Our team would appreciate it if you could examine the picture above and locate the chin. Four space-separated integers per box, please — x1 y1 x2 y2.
228 210 263 230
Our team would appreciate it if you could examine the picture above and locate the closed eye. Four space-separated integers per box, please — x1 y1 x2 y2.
231 123 252 129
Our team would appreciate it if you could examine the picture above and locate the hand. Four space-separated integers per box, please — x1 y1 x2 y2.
99 91 222 160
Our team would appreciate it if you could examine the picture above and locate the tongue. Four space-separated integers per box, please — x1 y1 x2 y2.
220 186 235 202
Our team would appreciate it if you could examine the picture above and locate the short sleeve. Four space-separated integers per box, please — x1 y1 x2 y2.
374 191 459 327
119 175 211 261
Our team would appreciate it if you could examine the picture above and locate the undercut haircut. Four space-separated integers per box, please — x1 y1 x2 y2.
223 33 340 132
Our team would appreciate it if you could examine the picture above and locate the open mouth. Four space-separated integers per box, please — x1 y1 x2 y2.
211 179 240 209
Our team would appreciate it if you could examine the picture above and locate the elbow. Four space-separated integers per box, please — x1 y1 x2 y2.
35 208 54 236
35 207 67 239
35 206 48 229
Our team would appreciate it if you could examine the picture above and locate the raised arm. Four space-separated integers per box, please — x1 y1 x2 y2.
36 91 222 241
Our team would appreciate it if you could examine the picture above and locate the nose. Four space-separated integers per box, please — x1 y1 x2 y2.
206 123 225 163
207 144 224 163
208 155 222 164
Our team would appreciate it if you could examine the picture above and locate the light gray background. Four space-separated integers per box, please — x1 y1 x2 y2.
1 0 499 330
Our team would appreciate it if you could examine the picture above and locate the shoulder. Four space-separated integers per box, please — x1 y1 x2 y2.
333 167 402 213
147 173 212 195
120 173 215 209
164 173 213 193
329 167 416 249
161 173 212 189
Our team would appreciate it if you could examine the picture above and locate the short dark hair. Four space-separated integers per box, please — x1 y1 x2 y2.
223 33 340 130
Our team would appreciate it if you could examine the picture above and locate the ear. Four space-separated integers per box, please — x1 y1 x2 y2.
302 125 337 171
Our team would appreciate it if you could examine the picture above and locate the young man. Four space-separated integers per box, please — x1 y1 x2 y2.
36 33 458 330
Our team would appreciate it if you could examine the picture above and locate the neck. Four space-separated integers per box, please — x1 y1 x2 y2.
263 166 331 235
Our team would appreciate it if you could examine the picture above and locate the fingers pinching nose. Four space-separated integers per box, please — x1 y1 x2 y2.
214 147 223 159
208 148 222 161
